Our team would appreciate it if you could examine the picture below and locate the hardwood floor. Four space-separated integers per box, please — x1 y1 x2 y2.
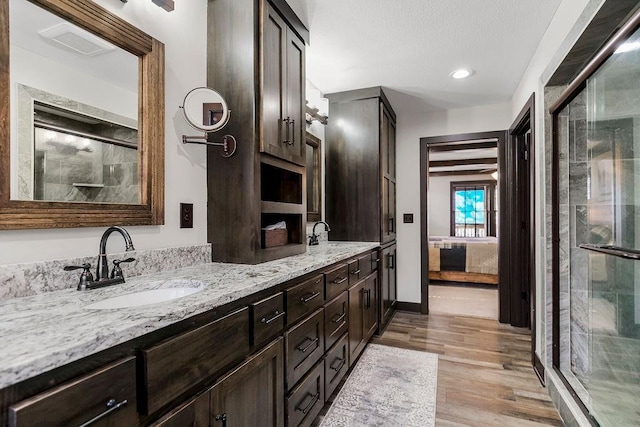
372 312 563 426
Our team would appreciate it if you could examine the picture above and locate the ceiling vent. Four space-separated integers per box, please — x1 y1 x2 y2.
39 23 116 56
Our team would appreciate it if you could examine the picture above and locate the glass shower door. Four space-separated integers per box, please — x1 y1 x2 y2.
580 28 640 425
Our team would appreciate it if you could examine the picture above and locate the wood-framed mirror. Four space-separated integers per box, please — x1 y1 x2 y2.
0 0 165 230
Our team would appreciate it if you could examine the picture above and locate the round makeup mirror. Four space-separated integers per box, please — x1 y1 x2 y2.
181 87 230 132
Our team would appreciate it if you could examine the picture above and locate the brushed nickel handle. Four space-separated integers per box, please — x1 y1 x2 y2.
283 117 290 145
215 413 227 427
331 312 346 324
330 357 346 372
296 336 319 353
78 398 127 427
261 310 285 325
300 291 320 303
331 276 347 285
296 392 320 415
289 119 296 146
350 269 361 275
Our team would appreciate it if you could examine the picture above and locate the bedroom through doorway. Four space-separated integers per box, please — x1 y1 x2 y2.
425 137 500 319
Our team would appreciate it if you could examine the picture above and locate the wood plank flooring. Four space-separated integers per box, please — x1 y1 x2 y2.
372 312 563 427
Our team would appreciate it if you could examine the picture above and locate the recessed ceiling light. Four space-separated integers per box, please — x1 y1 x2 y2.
450 69 474 79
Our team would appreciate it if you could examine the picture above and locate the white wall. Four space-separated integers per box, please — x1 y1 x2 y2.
510 0 604 363
0 0 209 264
428 173 494 236
395 102 512 302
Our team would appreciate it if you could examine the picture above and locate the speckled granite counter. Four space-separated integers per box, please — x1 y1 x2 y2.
0 242 378 389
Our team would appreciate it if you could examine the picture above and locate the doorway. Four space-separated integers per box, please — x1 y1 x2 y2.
425 141 500 320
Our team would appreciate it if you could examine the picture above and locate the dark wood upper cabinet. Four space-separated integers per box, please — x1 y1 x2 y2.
325 87 397 244
207 0 308 263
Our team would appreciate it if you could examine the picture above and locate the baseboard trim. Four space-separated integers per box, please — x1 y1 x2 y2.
396 301 421 313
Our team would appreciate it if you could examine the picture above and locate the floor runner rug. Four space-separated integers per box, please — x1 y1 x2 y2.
320 343 438 427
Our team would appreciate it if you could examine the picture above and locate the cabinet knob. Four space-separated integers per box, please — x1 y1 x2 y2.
215 413 227 427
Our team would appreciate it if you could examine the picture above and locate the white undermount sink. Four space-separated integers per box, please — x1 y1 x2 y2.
84 287 203 310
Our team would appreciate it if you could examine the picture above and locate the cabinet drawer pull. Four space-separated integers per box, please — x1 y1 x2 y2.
300 291 320 303
296 336 319 353
389 217 395 232
350 269 361 275
389 254 395 269
364 289 371 309
296 392 320 415
290 119 296 146
260 310 285 325
283 117 290 145
215 413 227 427
78 398 127 427
331 312 346 324
331 276 347 285
330 357 346 372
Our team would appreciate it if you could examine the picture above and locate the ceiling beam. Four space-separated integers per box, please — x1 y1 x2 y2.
428 141 497 152
429 157 497 168
429 168 497 177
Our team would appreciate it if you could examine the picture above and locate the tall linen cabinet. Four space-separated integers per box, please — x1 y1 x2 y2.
207 0 308 264
325 87 398 331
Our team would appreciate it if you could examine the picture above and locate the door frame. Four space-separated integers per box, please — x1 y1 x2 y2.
510 94 543 381
419 130 507 317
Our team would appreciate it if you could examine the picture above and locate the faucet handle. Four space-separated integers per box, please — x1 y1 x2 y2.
64 263 94 291
110 257 135 279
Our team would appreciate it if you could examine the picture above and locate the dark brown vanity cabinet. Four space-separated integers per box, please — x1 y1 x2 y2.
348 265 378 367
210 338 284 427
207 0 309 264
380 243 397 331
262 1 306 166
325 87 397 244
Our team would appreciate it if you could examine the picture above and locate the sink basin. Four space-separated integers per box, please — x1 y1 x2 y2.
84 287 203 310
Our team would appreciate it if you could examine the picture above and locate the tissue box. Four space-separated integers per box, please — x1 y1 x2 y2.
262 228 288 248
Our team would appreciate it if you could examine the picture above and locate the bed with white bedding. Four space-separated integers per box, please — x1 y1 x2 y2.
428 236 498 285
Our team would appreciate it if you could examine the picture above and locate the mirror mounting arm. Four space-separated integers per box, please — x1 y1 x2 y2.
182 134 237 158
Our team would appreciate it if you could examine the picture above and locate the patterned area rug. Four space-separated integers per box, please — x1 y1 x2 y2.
320 344 438 427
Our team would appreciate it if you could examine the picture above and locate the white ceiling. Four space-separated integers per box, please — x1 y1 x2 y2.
287 0 562 114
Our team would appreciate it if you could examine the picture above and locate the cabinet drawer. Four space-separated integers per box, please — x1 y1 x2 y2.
324 292 348 351
142 307 250 415
285 308 324 389
285 274 324 326
9 357 137 427
347 259 358 286
324 263 348 301
286 361 325 427
357 252 376 279
251 292 285 347
325 332 349 399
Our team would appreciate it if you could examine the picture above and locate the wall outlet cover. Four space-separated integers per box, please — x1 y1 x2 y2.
180 203 194 228
403 213 414 223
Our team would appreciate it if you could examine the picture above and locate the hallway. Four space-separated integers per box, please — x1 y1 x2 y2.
373 312 562 426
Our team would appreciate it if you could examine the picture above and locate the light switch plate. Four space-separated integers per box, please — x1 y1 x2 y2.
180 203 193 228
403 213 414 224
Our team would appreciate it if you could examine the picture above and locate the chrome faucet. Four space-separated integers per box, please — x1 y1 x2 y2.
309 221 330 246
96 226 135 281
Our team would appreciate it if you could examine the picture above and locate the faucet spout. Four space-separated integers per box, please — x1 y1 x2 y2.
96 226 135 281
309 221 330 245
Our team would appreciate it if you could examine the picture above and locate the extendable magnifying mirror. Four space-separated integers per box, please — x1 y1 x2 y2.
180 87 236 157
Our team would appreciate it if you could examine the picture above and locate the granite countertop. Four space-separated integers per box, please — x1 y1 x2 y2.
0 242 379 389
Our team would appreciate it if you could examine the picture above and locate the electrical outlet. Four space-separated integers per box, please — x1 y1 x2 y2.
180 203 193 228
403 213 414 223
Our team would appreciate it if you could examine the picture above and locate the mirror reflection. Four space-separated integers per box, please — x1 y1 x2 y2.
182 87 230 132
9 0 139 204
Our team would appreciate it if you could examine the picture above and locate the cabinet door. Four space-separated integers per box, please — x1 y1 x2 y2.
380 244 397 330
284 28 306 165
262 3 287 158
389 179 396 241
389 245 397 306
348 280 365 366
389 118 396 179
363 273 378 341
211 338 284 427
153 392 209 427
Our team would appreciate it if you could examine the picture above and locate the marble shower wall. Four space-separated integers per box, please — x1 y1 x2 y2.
0 244 212 301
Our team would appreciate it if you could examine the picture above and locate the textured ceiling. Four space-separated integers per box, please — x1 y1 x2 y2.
286 0 562 114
